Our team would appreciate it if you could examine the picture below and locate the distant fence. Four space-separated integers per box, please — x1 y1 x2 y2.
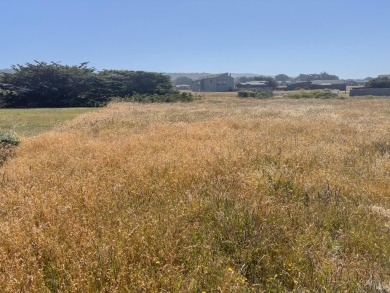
350 88 390 97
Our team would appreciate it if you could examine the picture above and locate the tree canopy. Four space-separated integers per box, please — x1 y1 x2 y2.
173 76 193 85
295 72 339 81
366 77 390 88
0 61 175 108
274 74 292 82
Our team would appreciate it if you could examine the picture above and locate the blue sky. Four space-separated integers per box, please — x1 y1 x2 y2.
1 0 389 78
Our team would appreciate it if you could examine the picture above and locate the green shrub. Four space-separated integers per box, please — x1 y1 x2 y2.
366 77 390 88
0 132 20 146
0 132 19 166
238 90 273 99
287 90 338 99
113 92 201 103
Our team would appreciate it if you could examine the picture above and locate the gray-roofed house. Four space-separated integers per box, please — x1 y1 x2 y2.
286 81 311 90
310 80 346 91
191 73 234 92
236 81 270 91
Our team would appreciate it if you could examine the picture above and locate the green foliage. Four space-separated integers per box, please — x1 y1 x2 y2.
0 89 18 107
275 74 292 82
364 95 381 99
296 72 339 81
0 132 19 166
0 68 14 74
0 61 175 108
0 61 104 107
294 86 310 90
0 132 20 145
113 92 201 103
0 108 98 136
238 90 273 99
97 70 173 97
287 90 338 99
173 76 193 85
366 77 390 88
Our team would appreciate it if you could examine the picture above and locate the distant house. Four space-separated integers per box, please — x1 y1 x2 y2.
286 81 311 90
287 80 346 91
276 80 292 86
175 84 191 90
191 73 234 92
310 80 346 91
378 75 390 79
346 79 369 86
236 81 270 91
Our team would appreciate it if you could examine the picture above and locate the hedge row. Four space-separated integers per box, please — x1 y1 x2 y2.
238 90 273 99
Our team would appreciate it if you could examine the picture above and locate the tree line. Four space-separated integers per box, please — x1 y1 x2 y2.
0 61 187 108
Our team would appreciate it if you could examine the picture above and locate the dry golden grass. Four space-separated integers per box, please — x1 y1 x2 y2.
1 93 390 292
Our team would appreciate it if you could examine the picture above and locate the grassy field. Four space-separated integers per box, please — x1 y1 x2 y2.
0 108 99 136
1 94 390 292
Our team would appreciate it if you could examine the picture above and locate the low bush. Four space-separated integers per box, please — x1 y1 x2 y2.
0 132 19 166
238 90 273 99
0 132 20 146
366 77 390 88
287 90 339 99
113 91 201 103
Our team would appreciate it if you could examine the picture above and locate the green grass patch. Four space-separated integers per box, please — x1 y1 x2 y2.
0 108 99 136
287 90 339 99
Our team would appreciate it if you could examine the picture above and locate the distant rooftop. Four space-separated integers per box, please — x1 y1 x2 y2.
195 73 230 81
311 80 345 85
237 81 268 86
